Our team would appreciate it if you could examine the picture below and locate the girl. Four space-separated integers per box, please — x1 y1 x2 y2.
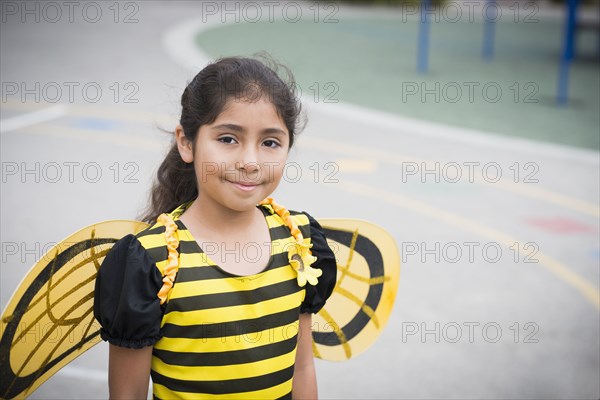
93 55 337 399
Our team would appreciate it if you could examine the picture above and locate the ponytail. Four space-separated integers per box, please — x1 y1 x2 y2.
139 143 197 223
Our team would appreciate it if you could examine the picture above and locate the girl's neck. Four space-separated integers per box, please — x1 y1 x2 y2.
182 196 260 237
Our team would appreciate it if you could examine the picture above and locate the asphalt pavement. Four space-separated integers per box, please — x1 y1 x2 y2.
1 1 598 399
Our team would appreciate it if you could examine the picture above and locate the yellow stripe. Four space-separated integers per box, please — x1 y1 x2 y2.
155 321 300 353
152 378 293 400
155 259 168 275
152 350 295 381
178 251 215 268
265 212 310 229
265 213 283 228
136 232 168 249
270 236 298 255
318 307 351 359
164 291 304 326
334 286 380 328
170 266 297 298
290 213 309 226
175 231 295 264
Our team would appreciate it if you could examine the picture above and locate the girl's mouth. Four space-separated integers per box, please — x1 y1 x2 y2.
230 181 260 192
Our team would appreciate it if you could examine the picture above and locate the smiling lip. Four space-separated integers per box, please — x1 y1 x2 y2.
230 181 260 192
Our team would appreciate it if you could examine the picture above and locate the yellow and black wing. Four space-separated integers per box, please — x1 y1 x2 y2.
312 219 400 361
0 220 148 399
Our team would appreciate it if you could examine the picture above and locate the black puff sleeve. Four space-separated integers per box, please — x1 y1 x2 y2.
300 212 338 314
93 234 164 348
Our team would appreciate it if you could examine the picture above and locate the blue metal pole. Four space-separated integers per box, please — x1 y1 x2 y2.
557 0 579 105
482 0 497 61
417 0 430 73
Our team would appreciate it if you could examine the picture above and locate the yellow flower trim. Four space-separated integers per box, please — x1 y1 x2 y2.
288 241 321 287
259 197 322 287
156 213 179 304
259 197 303 242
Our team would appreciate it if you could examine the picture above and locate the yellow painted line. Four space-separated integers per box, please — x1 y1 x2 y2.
335 179 600 310
334 158 378 173
488 179 600 217
299 136 600 218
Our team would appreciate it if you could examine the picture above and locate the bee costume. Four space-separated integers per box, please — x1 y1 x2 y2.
0 198 400 399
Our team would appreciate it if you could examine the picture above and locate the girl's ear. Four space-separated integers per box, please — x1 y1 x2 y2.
175 125 194 163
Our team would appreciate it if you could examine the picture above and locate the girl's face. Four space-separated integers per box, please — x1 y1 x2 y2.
176 97 290 213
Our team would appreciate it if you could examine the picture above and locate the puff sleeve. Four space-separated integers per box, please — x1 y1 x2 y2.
300 212 338 314
93 234 164 348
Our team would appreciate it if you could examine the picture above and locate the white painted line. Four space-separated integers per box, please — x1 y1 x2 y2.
306 100 600 165
0 104 69 133
161 17 221 74
55 365 106 382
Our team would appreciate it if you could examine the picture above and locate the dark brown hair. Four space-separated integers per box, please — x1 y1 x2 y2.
140 53 304 223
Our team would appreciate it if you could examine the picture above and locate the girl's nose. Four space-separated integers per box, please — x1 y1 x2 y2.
236 147 260 172
235 160 260 172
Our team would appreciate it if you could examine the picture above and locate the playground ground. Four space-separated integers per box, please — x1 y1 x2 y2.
1 1 599 399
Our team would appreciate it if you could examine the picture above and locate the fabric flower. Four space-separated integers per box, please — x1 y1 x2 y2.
260 197 322 287
288 242 321 287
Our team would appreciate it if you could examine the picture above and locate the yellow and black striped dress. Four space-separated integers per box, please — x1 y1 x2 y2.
94 201 337 399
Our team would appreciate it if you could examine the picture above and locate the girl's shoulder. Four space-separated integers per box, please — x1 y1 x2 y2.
134 219 168 250
258 199 316 237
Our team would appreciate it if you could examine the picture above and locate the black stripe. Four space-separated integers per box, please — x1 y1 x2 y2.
150 364 295 395
179 240 200 254
174 265 228 281
167 279 301 312
269 224 293 241
268 222 309 240
276 391 293 400
153 336 298 367
145 246 167 264
178 231 305 257
137 225 165 238
269 224 305 240
161 306 300 339
313 229 384 346
299 223 309 239
174 252 290 283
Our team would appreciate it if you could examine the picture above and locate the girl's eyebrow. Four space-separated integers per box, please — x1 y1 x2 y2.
212 123 286 135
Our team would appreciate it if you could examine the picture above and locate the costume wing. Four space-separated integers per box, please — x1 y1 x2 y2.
312 219 400 361
0 220 148 399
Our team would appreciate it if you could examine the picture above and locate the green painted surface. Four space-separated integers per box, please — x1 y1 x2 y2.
196 15 600 150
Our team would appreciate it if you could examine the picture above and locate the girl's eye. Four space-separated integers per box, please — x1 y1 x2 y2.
263 140 280 148
218 136 237 144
